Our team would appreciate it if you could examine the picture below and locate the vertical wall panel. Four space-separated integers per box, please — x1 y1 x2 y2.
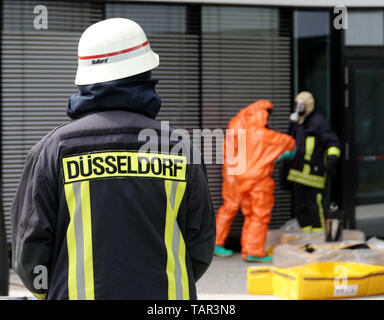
1 0 103 242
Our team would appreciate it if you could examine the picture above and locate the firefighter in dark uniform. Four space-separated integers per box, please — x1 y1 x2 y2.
283 91 341 233
11 18 215 300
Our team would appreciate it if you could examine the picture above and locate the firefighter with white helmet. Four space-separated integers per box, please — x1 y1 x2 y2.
11 18 215 300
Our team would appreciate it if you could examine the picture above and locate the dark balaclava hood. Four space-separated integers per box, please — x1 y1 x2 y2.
66 71 161 120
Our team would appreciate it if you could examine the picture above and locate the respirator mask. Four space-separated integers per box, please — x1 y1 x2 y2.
289 100 306 123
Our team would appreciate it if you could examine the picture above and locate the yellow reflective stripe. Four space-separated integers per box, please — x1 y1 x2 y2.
301 226 312 234
327 147 341 157
303 164 311 175
312 227 325 232
64 183 78 300
64 181 95 300
304 136 315 161
81 181 95 300
287 173 325 189
178 232 189 300
316 193 325 229
31 292 46 300
287 164 326 189
164 180 188 300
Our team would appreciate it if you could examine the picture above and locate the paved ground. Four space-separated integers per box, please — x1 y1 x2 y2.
5 252 384 300
198 254 252 295
7 254 276 300
196 253 278 300
8 271 34 299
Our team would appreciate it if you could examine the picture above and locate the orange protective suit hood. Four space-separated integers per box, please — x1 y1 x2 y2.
244 100 273 128
224 98 295 192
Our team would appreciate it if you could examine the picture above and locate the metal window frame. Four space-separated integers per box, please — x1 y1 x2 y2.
106 0 384 8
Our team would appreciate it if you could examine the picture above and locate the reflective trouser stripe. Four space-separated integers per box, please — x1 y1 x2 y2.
64 181 95 300
316 193 325 229
304 136 315 161
164 180 189 300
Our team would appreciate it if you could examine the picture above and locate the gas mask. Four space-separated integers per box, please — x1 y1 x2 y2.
289 100 306 123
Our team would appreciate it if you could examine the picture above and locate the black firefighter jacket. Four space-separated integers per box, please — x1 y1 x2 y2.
11 109 216 300
287 112 341 189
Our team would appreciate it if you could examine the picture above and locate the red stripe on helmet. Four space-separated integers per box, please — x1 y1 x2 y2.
78 40 149 60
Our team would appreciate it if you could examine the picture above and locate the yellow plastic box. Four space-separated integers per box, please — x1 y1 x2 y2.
247 262 384 299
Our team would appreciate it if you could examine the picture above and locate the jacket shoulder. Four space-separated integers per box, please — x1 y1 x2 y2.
28 122 69 157
53 111 162 137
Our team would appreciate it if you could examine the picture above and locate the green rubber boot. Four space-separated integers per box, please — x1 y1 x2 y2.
245 255 273 263
214 245 234 257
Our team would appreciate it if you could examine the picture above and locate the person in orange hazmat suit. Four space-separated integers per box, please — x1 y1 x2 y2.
214 99 296 262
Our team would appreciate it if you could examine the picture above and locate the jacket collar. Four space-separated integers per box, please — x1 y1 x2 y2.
66 71 161 120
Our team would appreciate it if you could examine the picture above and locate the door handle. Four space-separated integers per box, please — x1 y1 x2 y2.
345 142 349 161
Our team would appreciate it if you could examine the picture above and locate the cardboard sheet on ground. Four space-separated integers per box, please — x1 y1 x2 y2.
265 218 365 254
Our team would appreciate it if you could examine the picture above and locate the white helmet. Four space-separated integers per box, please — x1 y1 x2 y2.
75 18 159 85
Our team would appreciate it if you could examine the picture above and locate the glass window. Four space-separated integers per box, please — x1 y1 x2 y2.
202 6 280 36
106 4 187 34
294 10 331 118
345 10 384 46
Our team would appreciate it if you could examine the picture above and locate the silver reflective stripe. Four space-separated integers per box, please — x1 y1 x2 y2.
169 180 178 210
72 182 86 300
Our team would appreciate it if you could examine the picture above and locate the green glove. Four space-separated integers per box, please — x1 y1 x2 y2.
275 148 296 163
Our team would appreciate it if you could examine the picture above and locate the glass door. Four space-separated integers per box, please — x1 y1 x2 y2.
348 61 384 236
